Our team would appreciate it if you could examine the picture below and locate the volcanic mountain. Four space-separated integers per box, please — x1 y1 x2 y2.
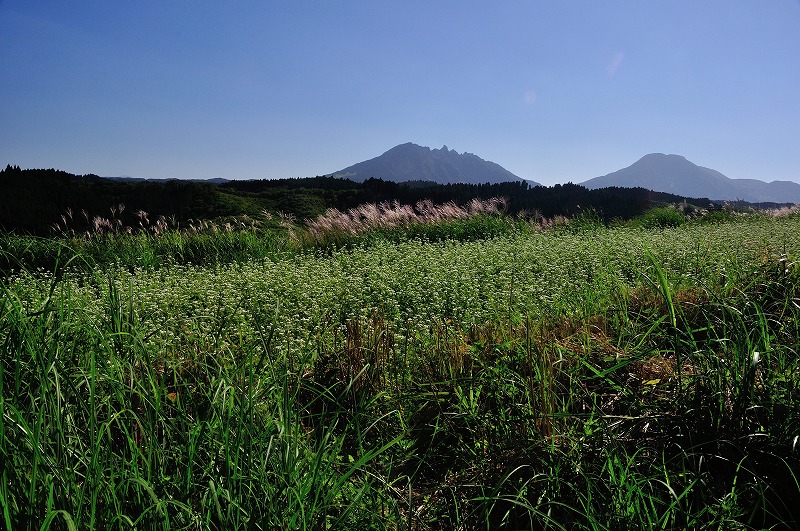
581 153 800 203
332 143 536 185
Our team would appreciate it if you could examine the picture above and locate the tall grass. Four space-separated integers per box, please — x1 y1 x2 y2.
1 271 405 528
2 197 517 274
2 213 800 528
0 229 289 275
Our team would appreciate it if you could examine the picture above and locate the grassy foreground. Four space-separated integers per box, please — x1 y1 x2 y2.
2 214 800 529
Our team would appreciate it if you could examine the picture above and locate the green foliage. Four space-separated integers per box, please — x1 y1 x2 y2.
2 215 800 528
630 206 686 229
690 207 740 225
563 207 605 232
2 166 714 236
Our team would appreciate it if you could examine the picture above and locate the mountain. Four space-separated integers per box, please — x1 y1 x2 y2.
332 142 538 186
581 153 800 203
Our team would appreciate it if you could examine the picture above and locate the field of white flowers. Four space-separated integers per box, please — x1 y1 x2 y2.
9 217 797 360
3 214 800 529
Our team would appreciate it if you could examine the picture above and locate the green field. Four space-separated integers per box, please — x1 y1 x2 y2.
2 211 800 529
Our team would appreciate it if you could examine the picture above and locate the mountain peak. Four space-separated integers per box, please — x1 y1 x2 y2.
640 153 692 164
641 152 685 160
332 143 538 186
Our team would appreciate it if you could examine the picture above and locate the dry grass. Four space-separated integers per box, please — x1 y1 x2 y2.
305 197 509 239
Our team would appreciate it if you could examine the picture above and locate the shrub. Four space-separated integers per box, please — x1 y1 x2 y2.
630 206 686 229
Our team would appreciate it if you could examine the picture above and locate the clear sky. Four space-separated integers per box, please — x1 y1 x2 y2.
2 1 799 186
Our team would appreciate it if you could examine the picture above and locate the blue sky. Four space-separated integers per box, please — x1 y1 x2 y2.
2 1 799 185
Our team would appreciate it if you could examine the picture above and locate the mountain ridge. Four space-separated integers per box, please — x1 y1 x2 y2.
332 142 538 186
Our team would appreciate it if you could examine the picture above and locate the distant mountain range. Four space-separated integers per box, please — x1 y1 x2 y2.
331 142 539 186
333 145 799 203
581 153 800 204
11 146 799 206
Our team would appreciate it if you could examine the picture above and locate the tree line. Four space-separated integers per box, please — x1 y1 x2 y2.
1 165 716 235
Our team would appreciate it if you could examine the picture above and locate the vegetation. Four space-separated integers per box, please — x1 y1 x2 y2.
2 193 800 529
1 165 727 236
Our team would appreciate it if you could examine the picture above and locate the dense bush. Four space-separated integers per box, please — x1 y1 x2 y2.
629 205 686 228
